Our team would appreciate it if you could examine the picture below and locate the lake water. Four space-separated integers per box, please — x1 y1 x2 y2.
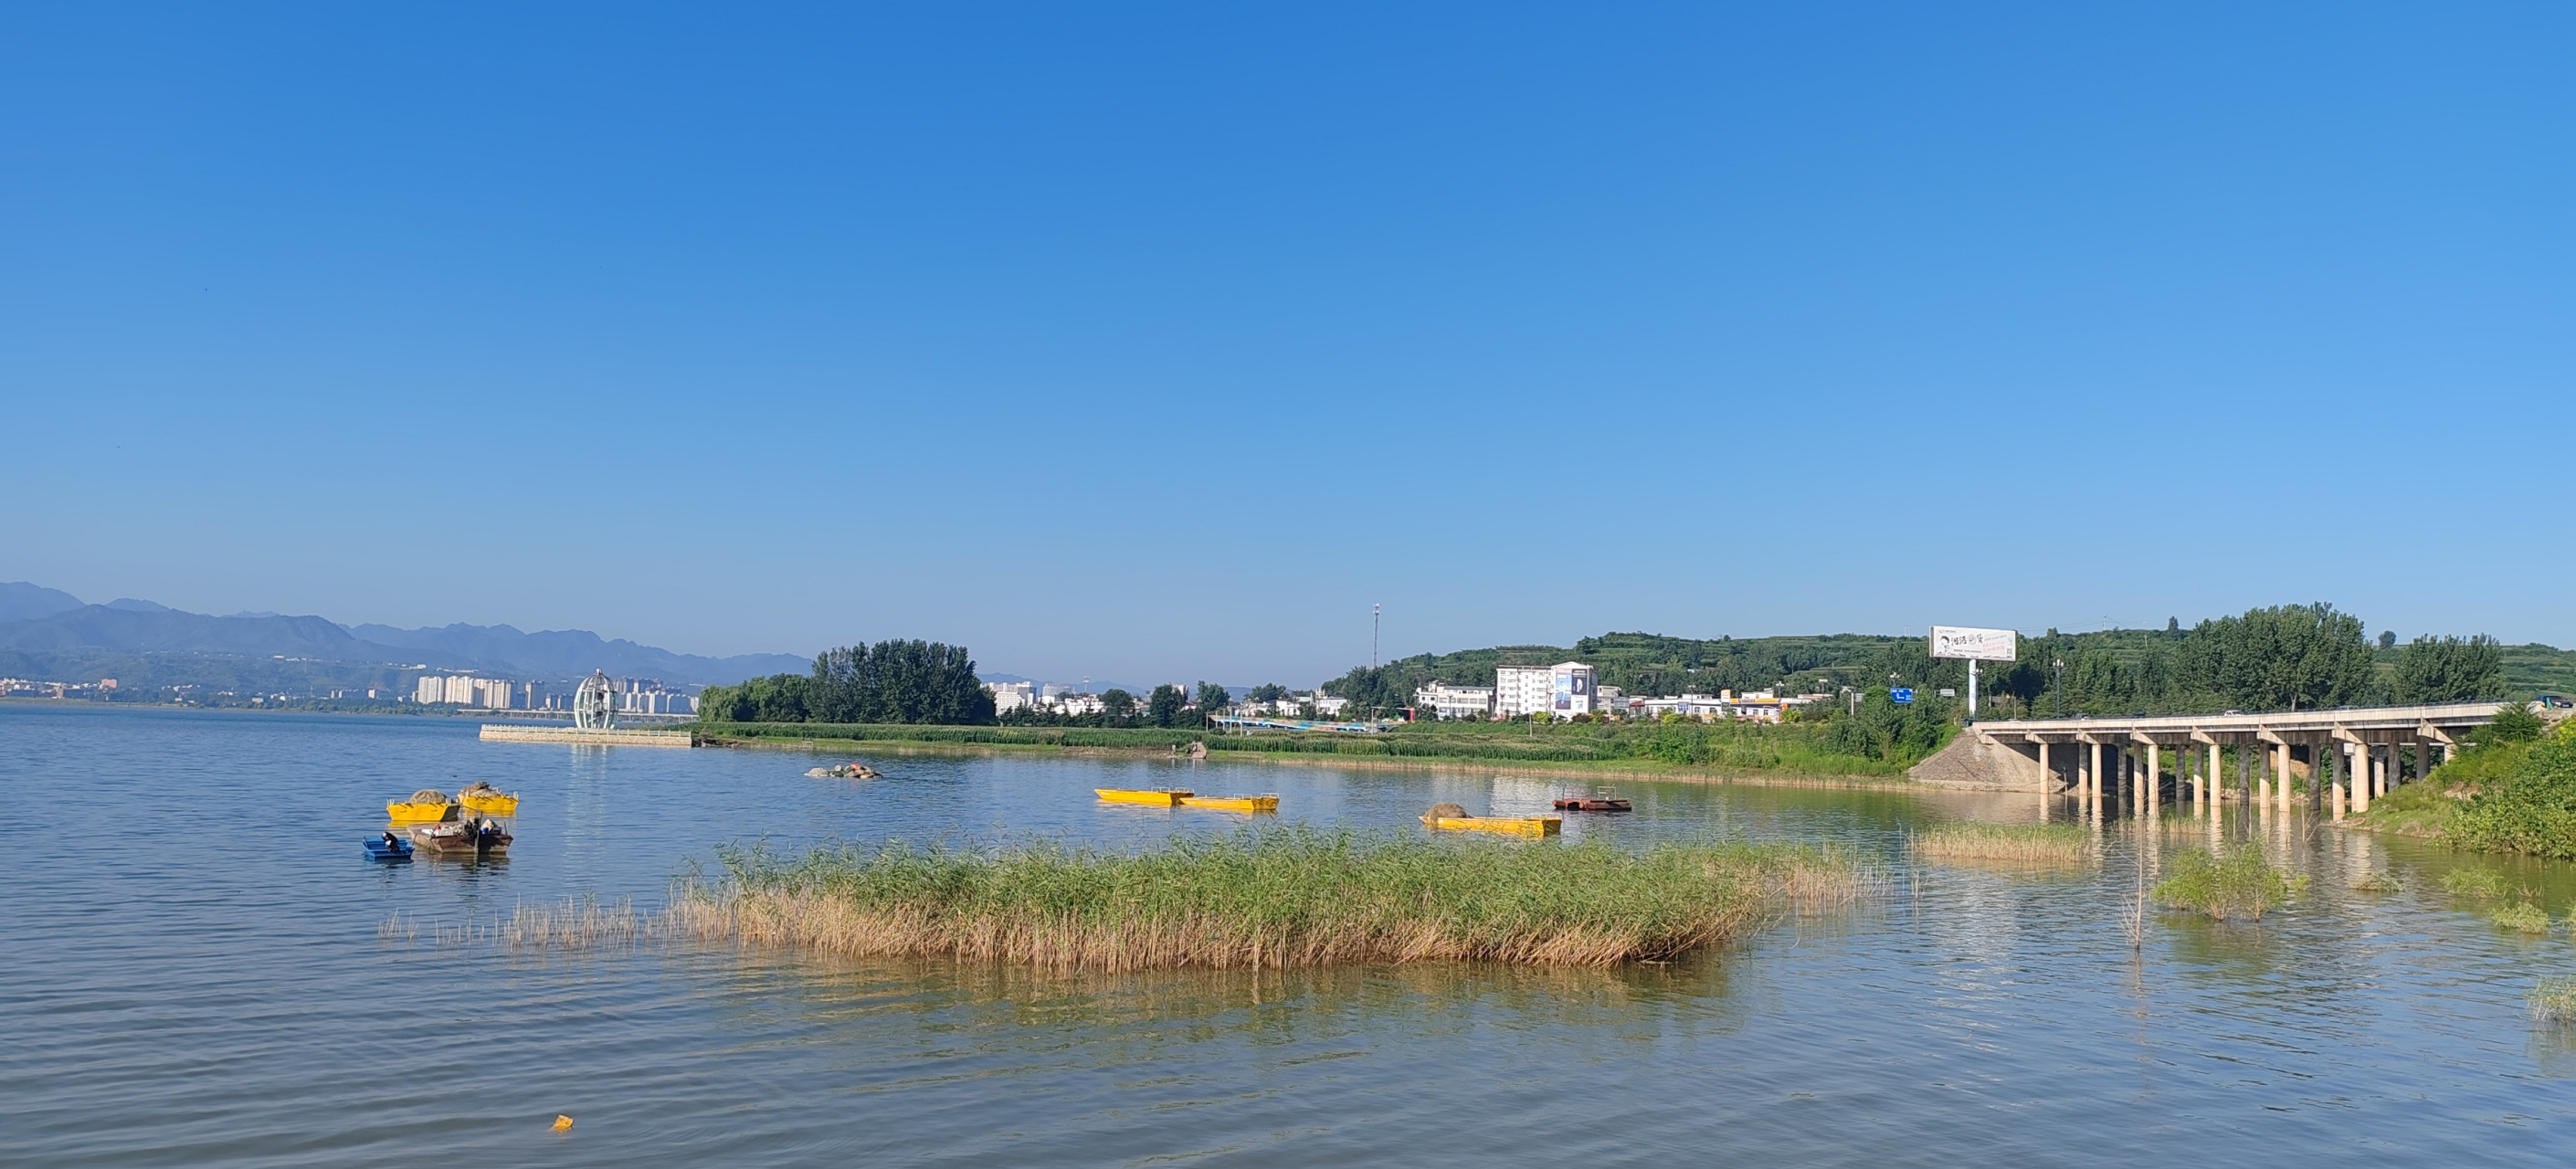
6 704 2575 1166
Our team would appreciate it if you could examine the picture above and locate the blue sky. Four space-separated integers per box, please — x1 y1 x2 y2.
4 3 2570 685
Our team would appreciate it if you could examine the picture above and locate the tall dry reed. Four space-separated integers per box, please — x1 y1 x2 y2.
1909 822 2093 867
655 826 1854 970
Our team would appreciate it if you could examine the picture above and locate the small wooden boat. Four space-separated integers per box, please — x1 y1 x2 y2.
408 818 512 855
1096 788 1193 806
363 833 414 860
1552 797 1632 812
1421 814 1562 837
1178 795 1279 813
387 788 458 825
457 782 519 816
807 763 881 779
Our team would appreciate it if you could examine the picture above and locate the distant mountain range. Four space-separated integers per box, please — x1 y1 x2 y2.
0 581 811 687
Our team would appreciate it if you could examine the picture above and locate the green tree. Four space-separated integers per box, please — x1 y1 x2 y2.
2478 700 2546 747
2177 604 2373 711
808 640 996 724
1246 683 1288 704
1100 689 1137 721
1196 681 1230 713
2393 635 2507 703
1147 684 1187 727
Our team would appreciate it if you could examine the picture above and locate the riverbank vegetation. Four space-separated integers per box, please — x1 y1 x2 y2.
657 827 1860 969
695 706 1955 776
1909 822 2093 867
2151 845 2307 921
2356 704 2576 858
1319 605 2560 721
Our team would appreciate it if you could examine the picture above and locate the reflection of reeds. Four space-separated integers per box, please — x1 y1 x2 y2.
2533 976 2576 1023
577 827 1858 970
1911 822 2093 867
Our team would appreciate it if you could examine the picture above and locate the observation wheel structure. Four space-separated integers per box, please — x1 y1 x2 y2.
574 670 618 732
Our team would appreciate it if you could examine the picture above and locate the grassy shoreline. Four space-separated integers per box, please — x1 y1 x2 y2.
658 827 1861 969
694 725 1928 790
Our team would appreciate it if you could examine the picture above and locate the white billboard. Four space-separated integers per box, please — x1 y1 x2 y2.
1929 626 2018 662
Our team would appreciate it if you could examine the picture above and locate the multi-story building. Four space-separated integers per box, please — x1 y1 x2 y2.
1412 681 1494 720
986 681 1035 714
1494 662 1595 720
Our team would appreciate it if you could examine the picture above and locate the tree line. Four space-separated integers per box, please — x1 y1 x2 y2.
1321 604 2524 720
698 639 996 725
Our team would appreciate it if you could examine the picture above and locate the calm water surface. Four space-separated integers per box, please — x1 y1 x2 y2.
5 705 2575 1165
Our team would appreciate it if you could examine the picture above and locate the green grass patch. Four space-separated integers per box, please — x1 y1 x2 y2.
2151 845 2307 921
669 826 1861 969
2535 976 2576 1024
2442 868 2510 899
1910 822 2093 867
2492 903 2553 934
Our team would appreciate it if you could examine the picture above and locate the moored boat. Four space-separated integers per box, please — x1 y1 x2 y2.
1096 788 1193 806
407 817 512 855
1419 803 1559 837
457 782 519 816
1178 795 1279 813
387 788 459 825
1551 797 1631 812
364 832 414 860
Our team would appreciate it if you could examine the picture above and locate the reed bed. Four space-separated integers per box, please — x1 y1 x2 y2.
2150 844 2307 922
2534 976 2576 1024
2442 868 2510 899
1909 822 2094 867
2491 903 2553 935
653 827 1856 970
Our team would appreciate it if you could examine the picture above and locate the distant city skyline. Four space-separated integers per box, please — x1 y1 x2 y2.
5 5 2569 683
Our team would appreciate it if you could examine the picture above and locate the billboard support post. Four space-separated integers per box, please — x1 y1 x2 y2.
1929 626 2018 722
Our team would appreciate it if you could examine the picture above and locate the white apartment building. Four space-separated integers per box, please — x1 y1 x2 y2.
415 674 523 709
985 681 1035 714
1413 681 1494 720
1494 662 1596 720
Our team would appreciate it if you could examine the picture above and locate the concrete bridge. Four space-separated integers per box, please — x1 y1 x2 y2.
1907 700 2521 820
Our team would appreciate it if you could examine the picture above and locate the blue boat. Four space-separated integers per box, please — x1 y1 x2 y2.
364 833 414 861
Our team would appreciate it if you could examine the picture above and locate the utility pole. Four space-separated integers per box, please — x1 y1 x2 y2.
1373 604 1380 669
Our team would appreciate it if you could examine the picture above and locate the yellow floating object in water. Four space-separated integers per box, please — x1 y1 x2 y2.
1095 788 1192 806
458 790 520 816
1420 815 1560 837
385 800 455 825
553 1115 574 1131
1178 795 1279 813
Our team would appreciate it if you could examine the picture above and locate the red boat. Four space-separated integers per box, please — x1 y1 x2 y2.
1552 797 1632 812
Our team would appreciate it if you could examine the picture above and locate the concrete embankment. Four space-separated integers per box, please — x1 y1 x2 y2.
479 724 694 748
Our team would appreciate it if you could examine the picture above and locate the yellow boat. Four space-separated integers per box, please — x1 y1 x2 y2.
1178 795 1279 813
387 788 458 825
1096 788 1193 806
1420 814 1561 837
458 784 520 816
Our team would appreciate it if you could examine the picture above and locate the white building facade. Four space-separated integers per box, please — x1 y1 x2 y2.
1413 681 1495 720
1494 662 1597 720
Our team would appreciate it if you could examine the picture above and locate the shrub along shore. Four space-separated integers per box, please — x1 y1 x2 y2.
691 717 1928 781
2353 704 2576 858
660 827 1861 970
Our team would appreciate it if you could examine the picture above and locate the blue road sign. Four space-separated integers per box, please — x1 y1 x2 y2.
1890 688 1915 704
